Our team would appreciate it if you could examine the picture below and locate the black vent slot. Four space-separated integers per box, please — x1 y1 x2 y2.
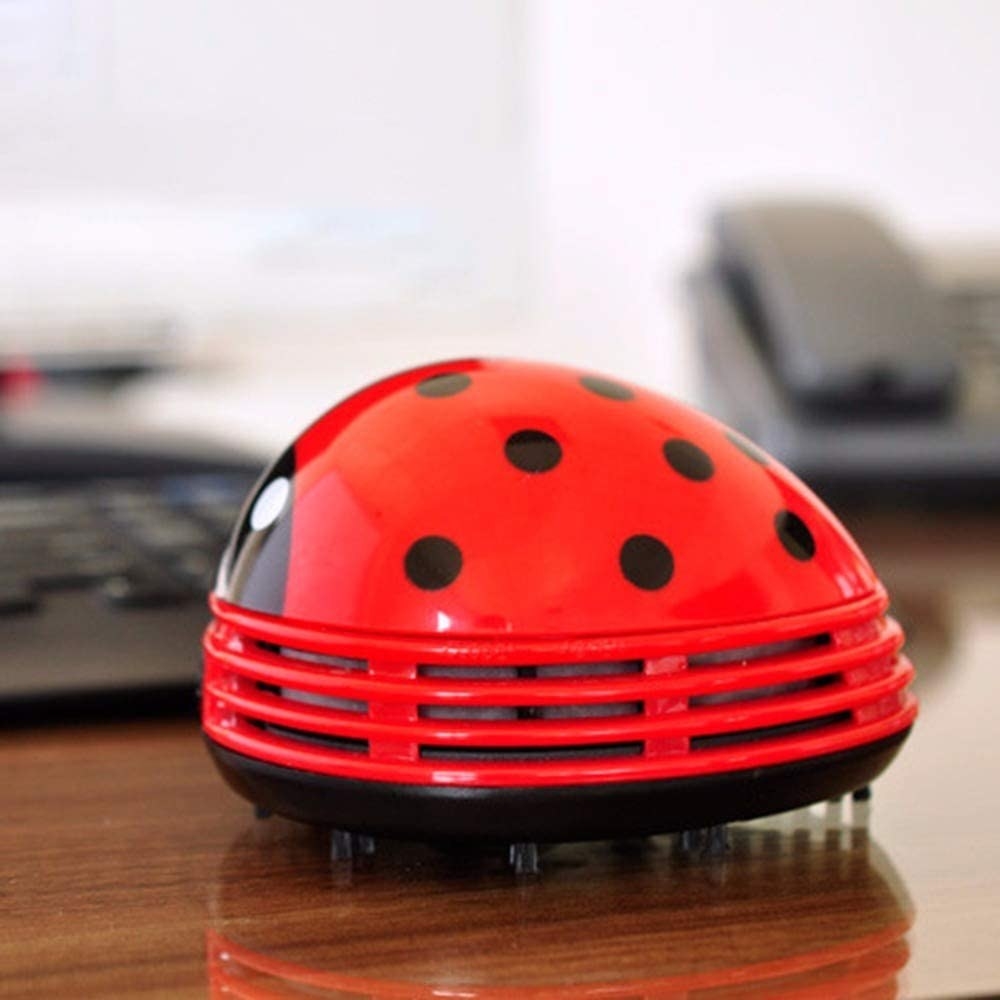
419 702 642 721
689 634 829 667
257 641 368 672
535 661 642 678
420 742 643 762
691 711 851 750
420 665 519 680
421 704 519 721
255 681 367 714
255 720 369 754
418 660 641 678
689 673 839 708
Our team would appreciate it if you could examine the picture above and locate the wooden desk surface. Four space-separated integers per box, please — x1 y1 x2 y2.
3 511 999 999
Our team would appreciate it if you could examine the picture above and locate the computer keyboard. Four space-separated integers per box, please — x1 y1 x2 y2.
1 470 258 720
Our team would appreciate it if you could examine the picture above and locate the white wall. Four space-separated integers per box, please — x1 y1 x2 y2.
529 0 1000 398
5 0 1000 417
0 0 528 324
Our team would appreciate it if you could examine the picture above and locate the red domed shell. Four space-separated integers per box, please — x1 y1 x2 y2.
216 359 878 638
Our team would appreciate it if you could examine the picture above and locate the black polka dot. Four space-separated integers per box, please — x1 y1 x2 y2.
727 430 769 465
620 535 674 590
504 429 562 473
775 510 815 561
663 438 714 481
405 536 463 590
580 375 634 401
416 372 471 398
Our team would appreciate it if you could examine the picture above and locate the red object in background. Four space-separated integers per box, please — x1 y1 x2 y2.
202 359 915 842
0 357 43 405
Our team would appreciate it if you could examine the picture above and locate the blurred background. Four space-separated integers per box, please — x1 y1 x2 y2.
4 0 1000 715
3 0 1000 449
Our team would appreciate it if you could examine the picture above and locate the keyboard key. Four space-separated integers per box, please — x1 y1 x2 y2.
0 578 38 615
49 530 107 555
193 504 242 533
99 573 190 608
132 519 212 551
31 560 107 589
72 552 132 579
0 473 255 617
0 493 88 527
169 549 217 589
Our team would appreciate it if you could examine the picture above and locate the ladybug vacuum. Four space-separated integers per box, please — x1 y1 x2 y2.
202 359 915 868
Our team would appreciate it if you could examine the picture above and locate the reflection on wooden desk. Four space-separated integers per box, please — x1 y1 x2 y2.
206 819 912 999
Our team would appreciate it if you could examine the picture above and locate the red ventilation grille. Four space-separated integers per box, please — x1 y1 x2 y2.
202 596 916 788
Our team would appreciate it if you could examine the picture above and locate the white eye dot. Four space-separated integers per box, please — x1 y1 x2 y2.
249 477 290 531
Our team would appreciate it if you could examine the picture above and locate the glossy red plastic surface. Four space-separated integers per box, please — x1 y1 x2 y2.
216 358 878 636
202 358 916 791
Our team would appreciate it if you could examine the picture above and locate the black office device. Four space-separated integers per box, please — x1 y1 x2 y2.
1 429 260 722
689 199 1000 501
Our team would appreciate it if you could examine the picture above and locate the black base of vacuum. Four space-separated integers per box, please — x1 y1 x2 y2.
207 728 909 843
